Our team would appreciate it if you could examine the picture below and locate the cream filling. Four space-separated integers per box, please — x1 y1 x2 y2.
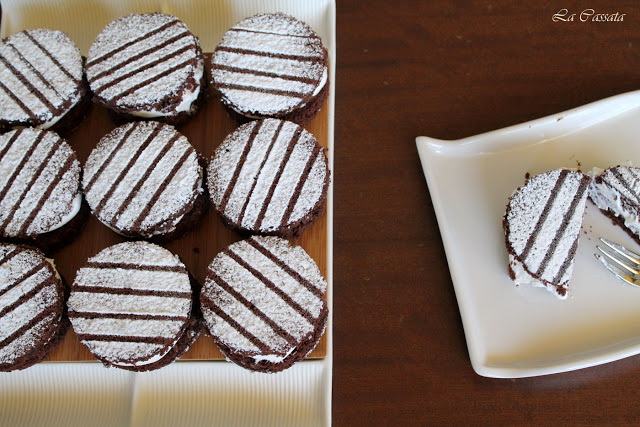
509 255 567 300
230 67 328 119
131 58 204 118
47 192 82 232
251 346 295 364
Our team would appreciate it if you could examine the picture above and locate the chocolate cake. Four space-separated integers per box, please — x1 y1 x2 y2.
503 169 591 299
211 12 329 125
86 13 205 125
0 128 85 253
200 236 328 373
0 29 89 135
82 121 206 241
207 119 329 238
589 166 640 245
0 244 66 371
67 241 199 371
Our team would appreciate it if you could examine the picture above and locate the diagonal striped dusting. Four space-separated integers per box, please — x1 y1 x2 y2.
0 128 80 238
0 29 83 126
505 169 591 291
86 13 203 114
0 244 64 369
82 121 202 238
200 236 327 372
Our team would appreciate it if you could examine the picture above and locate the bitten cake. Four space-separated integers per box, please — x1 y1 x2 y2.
0 29 89 135
0 244 66 371
83 121 206 241
0 128 85 252
200 236 328 373
503 169 591 299
86 13 205 125
207 119 329 238
67 241 199 371
211 12 329 125
588 166 640 245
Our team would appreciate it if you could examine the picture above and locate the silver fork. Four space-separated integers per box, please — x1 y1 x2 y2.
595 238 640 287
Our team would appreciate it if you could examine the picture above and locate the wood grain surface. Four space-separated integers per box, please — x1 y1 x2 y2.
333 0 640 425
44 54 328 362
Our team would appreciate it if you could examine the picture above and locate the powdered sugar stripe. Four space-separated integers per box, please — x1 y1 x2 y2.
68 311 188 321
89 31 191 83
23 31 79 85
280 145 321 228
83 261 186 273
220 120 262 213
110 133 181 224
255 128 303 230
72 285 191 299
207 269 298 346
0 135 62 234
132 146 195 230
0 51 55 112
611 168 640 204
93 124 162 217
229 27 319 39
0 271 53 317
109 59 194 103
4 41 64 100
224 248 316 324
214 64 321 84
215 46 324 63
0 79 35 118
77 334 174 345
245 238 324 298
87 18 180 67
534 175 589 278
200 294 271 353
83 122 140 193
237 120 284 225
93 44 196 95
520 169 568 261
17 153 75 236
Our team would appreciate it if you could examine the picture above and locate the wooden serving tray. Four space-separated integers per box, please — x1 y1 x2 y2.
45 55 329 362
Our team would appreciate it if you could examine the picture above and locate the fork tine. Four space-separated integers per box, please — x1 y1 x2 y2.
599 238 640 267
595 253 639 287
596 245 640 275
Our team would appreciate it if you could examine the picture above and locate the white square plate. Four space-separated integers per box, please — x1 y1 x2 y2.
417 90 640 378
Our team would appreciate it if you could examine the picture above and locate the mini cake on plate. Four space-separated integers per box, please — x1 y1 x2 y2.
207 118 329 238
67 241 199 371
200 236 328 373
86 13 205 125
82 121 206 241
0 244 66 371
588 166 640 245
0 128 86 253
503 169 591 299
0 29 89 135
211 12 329 125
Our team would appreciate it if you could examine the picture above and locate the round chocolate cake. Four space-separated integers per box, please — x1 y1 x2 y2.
0 244 66 372
207 119 329 238
68 241 199 371
0 29 89 135
589 166 640 245
200 236 328 373
83 121 206 240
504 169 591 299
211 12 329 125
0 128 84 252
86 13 205 125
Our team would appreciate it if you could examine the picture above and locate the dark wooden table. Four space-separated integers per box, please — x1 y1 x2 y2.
333 1 640 424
